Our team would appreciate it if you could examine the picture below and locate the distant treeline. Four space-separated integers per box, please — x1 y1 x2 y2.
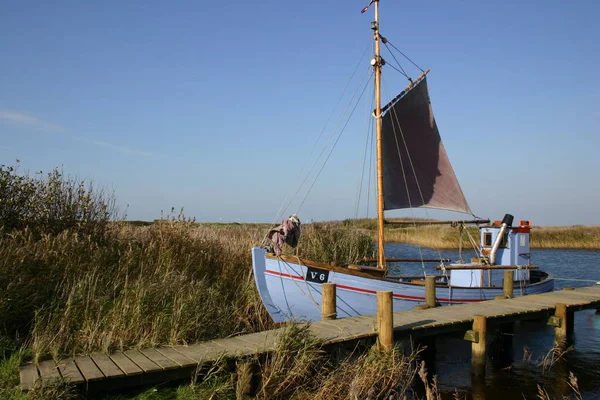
344 218 600 250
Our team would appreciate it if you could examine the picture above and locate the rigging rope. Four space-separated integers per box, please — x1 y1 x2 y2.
383 42 410 79
386 62 410 78
384 39 425 73
458 224 464 263
366 113 374 218
296 73 373 213
354 93 375 219
464 226 486 262
262 44 371 242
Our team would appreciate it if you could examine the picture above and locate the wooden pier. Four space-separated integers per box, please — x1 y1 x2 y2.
20 285 600 393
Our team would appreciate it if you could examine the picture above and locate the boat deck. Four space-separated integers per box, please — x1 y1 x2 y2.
20 285 600 392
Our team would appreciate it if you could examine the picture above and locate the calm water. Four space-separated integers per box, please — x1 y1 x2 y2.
386 244 600 400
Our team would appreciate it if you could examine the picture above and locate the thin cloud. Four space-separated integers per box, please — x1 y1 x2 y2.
0 110 65 133
0 109 167 158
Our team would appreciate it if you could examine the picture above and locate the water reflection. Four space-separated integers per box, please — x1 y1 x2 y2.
385 244 600 399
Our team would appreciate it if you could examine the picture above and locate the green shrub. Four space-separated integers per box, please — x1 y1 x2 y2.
0 163 117 238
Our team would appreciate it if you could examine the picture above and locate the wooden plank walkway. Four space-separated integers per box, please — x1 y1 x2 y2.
20 285 600 391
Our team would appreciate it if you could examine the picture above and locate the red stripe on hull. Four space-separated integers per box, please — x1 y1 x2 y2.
264 270 485 303
265 269 304 281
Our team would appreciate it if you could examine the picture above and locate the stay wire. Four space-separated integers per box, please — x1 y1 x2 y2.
296 73 373 214
290 67 372 216
386 63 410 78
366 106 375 219
262 44 371 241
354 90 376 219
383 43 409 79
384 39 425 73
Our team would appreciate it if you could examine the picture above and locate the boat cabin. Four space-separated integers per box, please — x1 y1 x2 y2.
448 216 534 288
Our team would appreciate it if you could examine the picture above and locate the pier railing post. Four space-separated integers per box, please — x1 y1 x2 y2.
321 283 337 320
377 290 393 352
503 270 514 298
425 276 437 308
471 315 487 376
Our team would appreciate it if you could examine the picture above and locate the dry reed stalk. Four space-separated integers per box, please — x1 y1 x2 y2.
2 217 374 360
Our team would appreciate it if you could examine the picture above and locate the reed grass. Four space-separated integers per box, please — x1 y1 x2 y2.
3 218 274 360
309 346 418 400
345 218 600 249
256 323 420 400
289 222 375 266
0 219 374 361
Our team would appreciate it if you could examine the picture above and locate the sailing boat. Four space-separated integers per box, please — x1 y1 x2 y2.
251 1 554 323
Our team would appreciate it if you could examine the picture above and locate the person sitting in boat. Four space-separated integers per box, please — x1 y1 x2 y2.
268 214 301 256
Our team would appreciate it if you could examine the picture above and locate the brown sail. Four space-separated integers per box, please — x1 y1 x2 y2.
381 78 471 214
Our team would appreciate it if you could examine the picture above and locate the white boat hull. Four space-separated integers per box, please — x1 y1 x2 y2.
252 247 555 323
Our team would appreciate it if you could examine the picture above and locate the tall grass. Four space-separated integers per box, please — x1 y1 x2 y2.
257 323 419 400
531 226 600 249
346 218 600 249
290 223 375 265
0 166 375 361
17 219 273 359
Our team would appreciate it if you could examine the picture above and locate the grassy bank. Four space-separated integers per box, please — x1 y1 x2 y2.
343 218 600 249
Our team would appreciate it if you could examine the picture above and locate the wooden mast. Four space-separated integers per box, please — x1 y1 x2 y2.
373 0 386 269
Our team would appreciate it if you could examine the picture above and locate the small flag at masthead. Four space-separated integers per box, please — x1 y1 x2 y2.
361 0 375 14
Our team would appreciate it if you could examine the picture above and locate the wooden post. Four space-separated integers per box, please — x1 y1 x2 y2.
321 283 337 320
471 374 486 400
567 310 574 335
503 270 514 298
236 361 255 399
377 290 393 352
471 315 487 376
554 303 568 346
425 276 437 308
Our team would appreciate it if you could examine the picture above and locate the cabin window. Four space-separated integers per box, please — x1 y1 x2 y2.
483 232 508 248
483 232 492 247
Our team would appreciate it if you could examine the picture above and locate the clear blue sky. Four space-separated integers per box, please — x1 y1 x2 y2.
1 0 599 225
